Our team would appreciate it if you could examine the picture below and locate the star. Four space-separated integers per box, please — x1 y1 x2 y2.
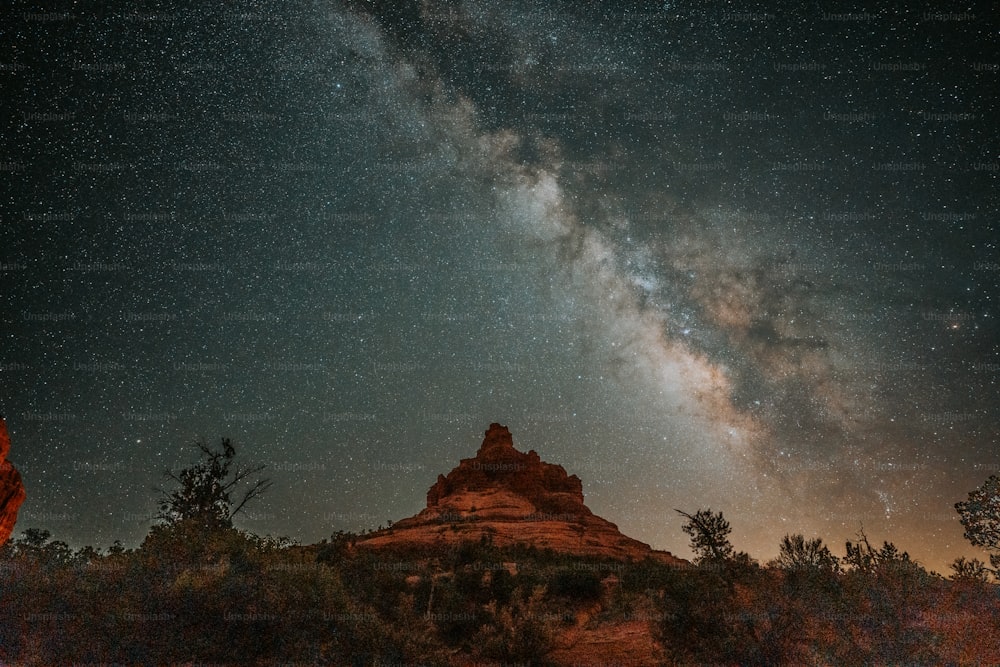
0 0 993 577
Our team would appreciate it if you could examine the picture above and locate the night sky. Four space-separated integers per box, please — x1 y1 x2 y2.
2 1 998 573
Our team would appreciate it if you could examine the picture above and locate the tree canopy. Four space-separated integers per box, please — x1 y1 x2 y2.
675 508 735 564
773 533 841 573
955 474 1000 572
155 438 271 530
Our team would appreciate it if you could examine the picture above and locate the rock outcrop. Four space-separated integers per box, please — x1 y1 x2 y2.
0 416 26 545
356 423 685 564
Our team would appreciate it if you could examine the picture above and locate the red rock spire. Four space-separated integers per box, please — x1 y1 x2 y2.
0 417 26 545
477 422 514 455
365 423 686 564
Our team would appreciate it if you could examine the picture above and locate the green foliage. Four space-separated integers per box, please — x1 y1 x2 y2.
676 508 735 564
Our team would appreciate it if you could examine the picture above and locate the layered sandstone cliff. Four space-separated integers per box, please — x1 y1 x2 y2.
0 417 26 545
356 423 684 564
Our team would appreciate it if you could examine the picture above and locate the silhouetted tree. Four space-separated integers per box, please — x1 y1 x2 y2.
7 528 73 568
772 533 841 573
955 474 1000 573
950 556 990 582
17 527 51 549
675 508 735 564
843 527 914 574
154 437 271 530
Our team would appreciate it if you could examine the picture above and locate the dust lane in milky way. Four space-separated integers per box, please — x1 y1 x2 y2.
1 1 997 572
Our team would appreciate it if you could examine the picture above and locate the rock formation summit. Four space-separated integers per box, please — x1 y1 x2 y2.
0 416 26 545
357 423 684 564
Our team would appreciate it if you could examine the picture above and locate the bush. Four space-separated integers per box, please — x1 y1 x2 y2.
548 568 602 601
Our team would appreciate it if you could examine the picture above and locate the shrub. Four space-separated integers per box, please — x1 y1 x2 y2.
548 568 602 601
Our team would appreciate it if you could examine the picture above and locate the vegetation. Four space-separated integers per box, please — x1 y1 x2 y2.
770 533 841 573
955 473 1000 573
155 437 272 529
0 443 998 664
675 507 735 563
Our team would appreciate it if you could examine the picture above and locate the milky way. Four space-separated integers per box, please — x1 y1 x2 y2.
2 1 997 571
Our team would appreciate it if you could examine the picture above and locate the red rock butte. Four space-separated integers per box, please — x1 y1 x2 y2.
356 423 685 564
0 417 26 545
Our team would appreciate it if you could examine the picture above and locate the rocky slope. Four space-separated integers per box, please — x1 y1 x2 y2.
0 417 26 545
356 423 684 564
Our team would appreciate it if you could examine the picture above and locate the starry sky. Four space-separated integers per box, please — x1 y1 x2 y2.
2 1 998 572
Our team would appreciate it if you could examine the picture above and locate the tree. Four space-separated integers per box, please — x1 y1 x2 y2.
675 508 735 564
955 474 1000 571
843 527 921 576
950 556 990 582
772 534 840 573
155 438 271 530
8 528 73 568
17 527 51 550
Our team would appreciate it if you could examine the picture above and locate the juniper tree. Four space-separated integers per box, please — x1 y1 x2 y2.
955 474 1000 573
950 556 990 582
155 437 271 530
675 508 735 564
773 533 841 573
